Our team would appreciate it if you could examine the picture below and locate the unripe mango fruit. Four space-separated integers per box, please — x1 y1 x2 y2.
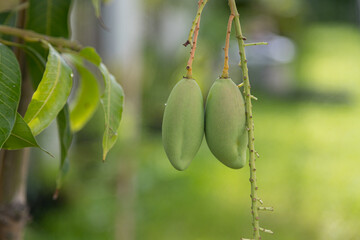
162 78 204 171
205 78 248 169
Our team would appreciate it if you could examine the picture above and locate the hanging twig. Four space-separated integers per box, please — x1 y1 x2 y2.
184 0 208 47
221 14 234 78
185 0 203 78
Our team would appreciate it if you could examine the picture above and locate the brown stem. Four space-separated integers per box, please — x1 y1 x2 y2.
221 14 234 78
185 0 203 79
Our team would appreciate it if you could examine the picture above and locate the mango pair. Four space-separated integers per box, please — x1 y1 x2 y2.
162 77 248 170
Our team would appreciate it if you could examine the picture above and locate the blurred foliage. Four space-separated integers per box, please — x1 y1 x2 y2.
25 0 360 239
26 94 360 239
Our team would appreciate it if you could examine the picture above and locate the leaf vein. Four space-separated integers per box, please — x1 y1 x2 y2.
10 133 36 147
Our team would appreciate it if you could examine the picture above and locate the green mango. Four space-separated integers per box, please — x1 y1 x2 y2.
162 78 204 171
205 78 248 169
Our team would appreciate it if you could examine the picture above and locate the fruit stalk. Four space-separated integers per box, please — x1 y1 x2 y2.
221 14 234 78
228 0 261 239
186 0 203 79
185 0 208 47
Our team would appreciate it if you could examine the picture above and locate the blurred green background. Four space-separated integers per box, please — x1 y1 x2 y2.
25 0 360 239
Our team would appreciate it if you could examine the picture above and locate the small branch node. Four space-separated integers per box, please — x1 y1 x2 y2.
238 82 244 88
251 95 258 100
183 40 190 47
244 42 268 47
236 35 247 40
259 227 274 234
258 207 274 211
186 0 207 49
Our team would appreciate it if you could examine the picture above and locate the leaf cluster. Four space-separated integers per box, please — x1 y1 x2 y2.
0 0 124 194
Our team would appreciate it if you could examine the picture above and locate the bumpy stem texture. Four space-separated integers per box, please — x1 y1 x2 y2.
186 1 202 79
186 0 205 78
228 0 262 239
186 0 208 47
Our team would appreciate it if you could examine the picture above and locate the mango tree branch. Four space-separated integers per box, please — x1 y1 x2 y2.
0 25 82 51
221 14 234 78
228 0 273 239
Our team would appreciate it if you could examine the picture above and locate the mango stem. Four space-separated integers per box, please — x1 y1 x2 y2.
186 0 203 79
221 14 234 79
185 0 208 48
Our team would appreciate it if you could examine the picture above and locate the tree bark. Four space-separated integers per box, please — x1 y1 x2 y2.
0 1 32 239
0 149 29 240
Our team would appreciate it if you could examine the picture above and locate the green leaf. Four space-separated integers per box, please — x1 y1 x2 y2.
1 42 46 89
66 47 125 161
0 11 16 25
99 63 124 160
24 45 73 136
92 0 101 18
26 0 71 89
22 46 47 87
26 0 71 37
2 113 52 157
55 104 73 195
64 54 99 132
26 43 47 89
78 47 102 66
0 11 17 41
17 44 46 76
0 44 21 148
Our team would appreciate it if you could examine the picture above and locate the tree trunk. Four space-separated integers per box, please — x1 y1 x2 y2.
0 2 32 239
0 149 29 240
